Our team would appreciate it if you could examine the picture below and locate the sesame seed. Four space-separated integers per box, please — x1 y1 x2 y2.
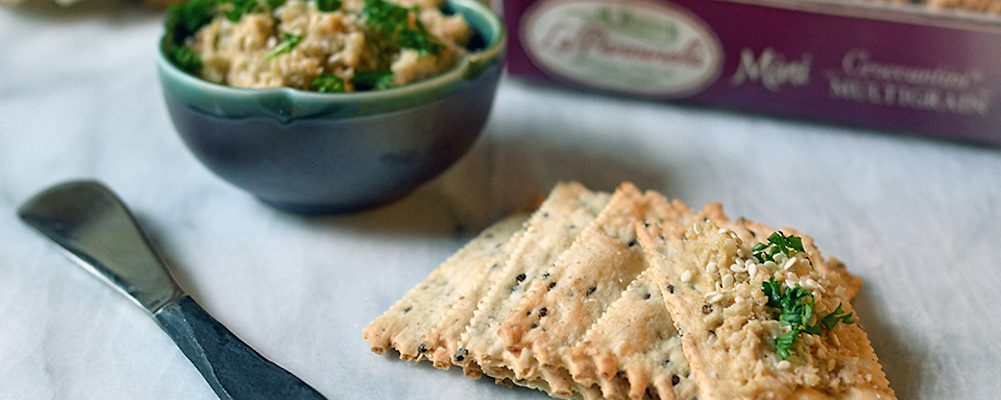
722 274 734 289
763 260 777 270
736 249 745 257
782 257 797 270
718 228 727 234
734 257 744 266
680 270 693 283
704 291 718 299
709 293 723 303
777 360 791 370
705 261 716 274
734 296 744 304
730 263 746 273
748 263 758 278
805 278 820 289
785 279 797 288
774 253 788 263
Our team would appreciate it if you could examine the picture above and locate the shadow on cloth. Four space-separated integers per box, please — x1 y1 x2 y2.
287 130 673 238
851 284 925 398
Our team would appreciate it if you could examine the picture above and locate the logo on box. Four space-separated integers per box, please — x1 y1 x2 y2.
521 0 722 98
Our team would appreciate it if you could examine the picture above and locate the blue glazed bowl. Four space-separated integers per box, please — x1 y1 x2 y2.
158 0 505 214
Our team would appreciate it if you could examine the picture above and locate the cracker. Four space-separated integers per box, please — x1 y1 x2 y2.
497 185 695 395
638 219 895 400
362 213 528 359
423 228 527 370
568 269 698 400
458 182 611 390
567 205 867 400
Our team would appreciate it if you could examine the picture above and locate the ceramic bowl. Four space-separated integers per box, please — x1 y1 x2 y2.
158 0 505 213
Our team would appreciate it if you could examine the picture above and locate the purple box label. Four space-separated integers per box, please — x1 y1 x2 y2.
506 0 1001 145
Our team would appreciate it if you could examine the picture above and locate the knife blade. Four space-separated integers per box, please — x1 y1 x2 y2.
18 180 327 400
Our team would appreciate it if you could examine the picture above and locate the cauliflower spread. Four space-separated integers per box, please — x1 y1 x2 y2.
166 0 472 92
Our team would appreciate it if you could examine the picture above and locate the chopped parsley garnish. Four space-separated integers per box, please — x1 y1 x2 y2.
363 0 442 55
225 0 285 22
752 231 806 264
164 0 219 73
352 70 395 90
310 74 346 93
165 0 218 44
168 45 203 74
762 277 855 360
821 303 855 330
266 32 304 59
316 0 341 12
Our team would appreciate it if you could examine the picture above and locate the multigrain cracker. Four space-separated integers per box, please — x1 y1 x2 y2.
568 269 696 400
562 202 712 400
423 228 527 369
638 219 895 400
458 182 611 377
362 213 528 359
497 184 694 398
499 184 648 371
568 206 865 400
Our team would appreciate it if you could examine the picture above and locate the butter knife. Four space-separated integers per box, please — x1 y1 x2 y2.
18 180 327 400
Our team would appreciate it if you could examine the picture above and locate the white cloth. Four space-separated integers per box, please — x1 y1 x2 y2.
1 3 1000 399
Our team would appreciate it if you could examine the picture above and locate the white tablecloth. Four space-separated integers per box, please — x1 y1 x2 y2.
2 1 1000 399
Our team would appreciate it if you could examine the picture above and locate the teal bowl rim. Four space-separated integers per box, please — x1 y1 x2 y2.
158 0 506 119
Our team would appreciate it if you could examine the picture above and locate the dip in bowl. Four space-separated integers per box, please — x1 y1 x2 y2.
158 0 504 213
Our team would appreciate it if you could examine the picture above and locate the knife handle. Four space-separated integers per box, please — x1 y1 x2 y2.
154 296 327 400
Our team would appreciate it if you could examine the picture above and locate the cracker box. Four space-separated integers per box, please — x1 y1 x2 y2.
503 0 1001 145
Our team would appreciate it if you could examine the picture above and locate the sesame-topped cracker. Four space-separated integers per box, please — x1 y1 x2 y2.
362 212 529 360
638 218 895 400
496 184 695 399
458 182 611 391
567 205 865 400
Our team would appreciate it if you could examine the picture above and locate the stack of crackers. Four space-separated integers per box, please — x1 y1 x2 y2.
364 182 896 400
